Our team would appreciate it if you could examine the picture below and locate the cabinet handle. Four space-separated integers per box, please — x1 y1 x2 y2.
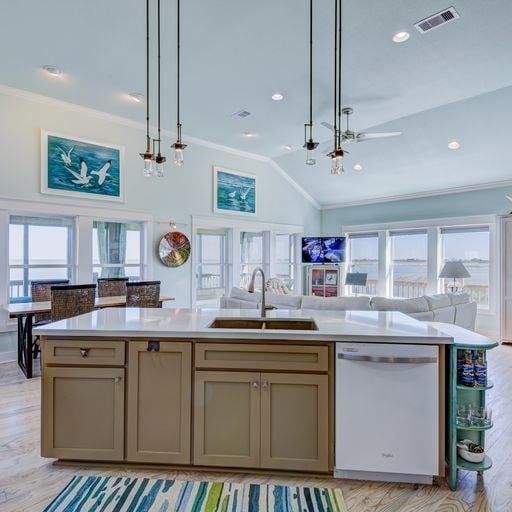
262 380 269 389
79 348 89 358
115 377 122 383
252 381 259 388
147 341 160 352
337 353 437 364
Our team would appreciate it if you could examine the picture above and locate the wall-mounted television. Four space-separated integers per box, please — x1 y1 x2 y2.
301 236 345 263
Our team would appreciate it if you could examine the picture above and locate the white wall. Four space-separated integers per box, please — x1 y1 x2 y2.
0 89 321 308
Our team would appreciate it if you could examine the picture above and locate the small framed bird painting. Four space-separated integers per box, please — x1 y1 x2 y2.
41 130 124 202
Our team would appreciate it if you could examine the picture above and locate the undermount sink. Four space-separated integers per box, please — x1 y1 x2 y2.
208 317 318 331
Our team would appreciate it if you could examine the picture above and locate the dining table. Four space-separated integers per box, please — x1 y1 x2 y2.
5 295 175 379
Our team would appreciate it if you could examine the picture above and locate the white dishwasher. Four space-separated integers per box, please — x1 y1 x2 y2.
335 342 439 484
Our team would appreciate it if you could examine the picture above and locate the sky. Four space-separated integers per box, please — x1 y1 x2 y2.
350 231 489 261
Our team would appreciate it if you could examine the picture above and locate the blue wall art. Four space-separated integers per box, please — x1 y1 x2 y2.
41 130 124 201
213 166 257 216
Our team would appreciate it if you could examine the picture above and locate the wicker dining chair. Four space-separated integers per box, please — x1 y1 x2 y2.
31 279 71 324
50 284 97 322
126 281 161 308
97 277 129 297
30 279 70 358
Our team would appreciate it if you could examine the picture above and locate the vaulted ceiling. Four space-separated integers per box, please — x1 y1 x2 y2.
1 0 511 206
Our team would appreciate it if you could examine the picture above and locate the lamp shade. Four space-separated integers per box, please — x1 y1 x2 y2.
438 261 471 279
345 272 368 286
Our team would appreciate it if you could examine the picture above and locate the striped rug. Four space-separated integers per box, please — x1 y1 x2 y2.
43 475 347 512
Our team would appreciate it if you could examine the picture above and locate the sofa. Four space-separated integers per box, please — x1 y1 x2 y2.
220 287 477 330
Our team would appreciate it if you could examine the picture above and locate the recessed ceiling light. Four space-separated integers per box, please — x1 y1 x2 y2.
242 132 255 138
283 144 293 150
353 163 363 171
42 65 62 77
448 140 460 150
272 93 284 101
392 31 410 43
128 92 144 103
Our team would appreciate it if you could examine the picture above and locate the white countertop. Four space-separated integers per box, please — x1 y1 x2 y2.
34 308 454 344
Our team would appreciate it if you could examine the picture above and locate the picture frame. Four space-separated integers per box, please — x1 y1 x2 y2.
325 271 338 286
41 130 124 202
213 166 257 216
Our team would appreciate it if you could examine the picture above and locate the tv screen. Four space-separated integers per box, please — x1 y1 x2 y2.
301 236 345 263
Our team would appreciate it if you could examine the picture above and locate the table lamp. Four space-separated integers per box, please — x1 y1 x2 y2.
438 261 471 292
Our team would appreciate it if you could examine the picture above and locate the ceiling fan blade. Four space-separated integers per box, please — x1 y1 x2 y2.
321 121 335 132
356 131 402 142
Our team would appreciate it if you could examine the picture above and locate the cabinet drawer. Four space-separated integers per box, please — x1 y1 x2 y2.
195 343 328 372
43 339 125 366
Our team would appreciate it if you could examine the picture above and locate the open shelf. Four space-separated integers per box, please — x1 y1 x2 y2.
457 454 493 472
457 380 494 391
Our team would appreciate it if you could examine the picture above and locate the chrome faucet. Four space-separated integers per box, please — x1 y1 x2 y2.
247 267 266 318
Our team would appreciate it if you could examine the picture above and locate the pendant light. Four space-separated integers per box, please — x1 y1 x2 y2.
154 0 166 177
170 0 187 166
328 0 344 175
303 0 318 165
140 0 153 176
139 0 166 178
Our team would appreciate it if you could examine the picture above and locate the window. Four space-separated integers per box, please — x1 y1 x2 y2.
8 215 73 302
441 227 490 306
196 229 229 307
391 230 428 298
240 231 265 289
92 221 142 280
274 234 296 291
347 233 379 295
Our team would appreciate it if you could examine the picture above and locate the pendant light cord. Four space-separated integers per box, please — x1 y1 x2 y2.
333 0 338 149
157 0 162 155
145 0 151 152
337 0 342 147
177 0 181 141
308 0 313 140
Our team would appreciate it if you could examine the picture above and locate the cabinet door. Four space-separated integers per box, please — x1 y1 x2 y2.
260 373 329 472
194 371 260 468
41 367 124 460
126 341 191 464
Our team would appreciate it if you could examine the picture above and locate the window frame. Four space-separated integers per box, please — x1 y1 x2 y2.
0 198 152 315
195 228 231 306
343 215 497 314
8 215 75 302
92 220 144 281
191 215 303 307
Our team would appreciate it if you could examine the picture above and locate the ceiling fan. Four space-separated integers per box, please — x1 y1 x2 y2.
321 107 402 144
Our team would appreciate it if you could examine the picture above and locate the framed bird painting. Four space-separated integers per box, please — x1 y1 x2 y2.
41 130 124 202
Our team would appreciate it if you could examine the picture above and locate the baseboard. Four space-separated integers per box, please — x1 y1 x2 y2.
333 469 433 485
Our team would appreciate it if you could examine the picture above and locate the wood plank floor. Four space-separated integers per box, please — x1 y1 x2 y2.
1 346 511 511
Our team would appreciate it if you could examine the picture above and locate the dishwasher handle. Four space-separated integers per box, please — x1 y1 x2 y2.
337 353 437 364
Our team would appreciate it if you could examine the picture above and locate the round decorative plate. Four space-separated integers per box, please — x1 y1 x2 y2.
158 231 191 267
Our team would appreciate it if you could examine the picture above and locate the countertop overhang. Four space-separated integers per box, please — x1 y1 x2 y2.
34 308 454 344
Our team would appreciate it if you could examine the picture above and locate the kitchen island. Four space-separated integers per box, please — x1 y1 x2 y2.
35 308 453 481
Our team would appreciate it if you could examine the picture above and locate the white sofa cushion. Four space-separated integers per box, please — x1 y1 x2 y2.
425 293 452 310
409 311 435 321
266 292 303 309
450 292 470 306
230 287 260 303
227 287 302 309
370 296 429 314
301 296 371 311
455 302 477 330
220 296 258 309
432 306 456 324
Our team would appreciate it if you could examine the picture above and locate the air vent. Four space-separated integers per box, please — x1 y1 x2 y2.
414 6 459 33
231 109 252 119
